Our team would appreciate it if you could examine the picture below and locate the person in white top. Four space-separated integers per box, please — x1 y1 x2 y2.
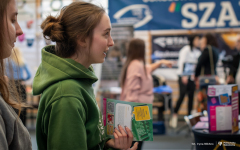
170 35 201 128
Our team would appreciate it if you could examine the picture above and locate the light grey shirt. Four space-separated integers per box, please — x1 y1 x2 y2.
177 45 201 75
0 96 32 150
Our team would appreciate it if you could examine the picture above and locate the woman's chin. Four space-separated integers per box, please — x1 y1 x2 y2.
2 47 13 59
99 59 105 63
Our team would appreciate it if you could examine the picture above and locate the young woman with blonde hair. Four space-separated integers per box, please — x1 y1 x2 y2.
33 2 138 150
0 0 32 149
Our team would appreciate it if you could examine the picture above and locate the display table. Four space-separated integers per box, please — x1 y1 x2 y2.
192 127 240 150
153 85 173 123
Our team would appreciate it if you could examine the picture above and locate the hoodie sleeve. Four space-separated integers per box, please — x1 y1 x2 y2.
46 97 87 150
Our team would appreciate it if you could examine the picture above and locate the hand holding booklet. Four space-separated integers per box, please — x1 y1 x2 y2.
103 98 153 141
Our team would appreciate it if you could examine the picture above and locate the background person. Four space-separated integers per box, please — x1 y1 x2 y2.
32 2 138 150
6 47 31 126
170 35 201 128
120 38 172 150
195 33 219 112
0 0 32 149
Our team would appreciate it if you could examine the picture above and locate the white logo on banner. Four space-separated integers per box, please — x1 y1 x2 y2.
113 4 153 28
153 37 188 48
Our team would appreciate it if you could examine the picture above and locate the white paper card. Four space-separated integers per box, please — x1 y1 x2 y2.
216 106 232 131
115 103 132 132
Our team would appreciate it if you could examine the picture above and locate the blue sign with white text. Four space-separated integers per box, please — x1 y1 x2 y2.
109 0 240 30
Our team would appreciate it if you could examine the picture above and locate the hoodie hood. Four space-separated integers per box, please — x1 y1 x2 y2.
32 45 98 95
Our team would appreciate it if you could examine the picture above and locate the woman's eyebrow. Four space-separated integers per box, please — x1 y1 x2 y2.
104 28 111 32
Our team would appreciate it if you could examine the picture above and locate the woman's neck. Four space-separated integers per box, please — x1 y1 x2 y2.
68 54 91 68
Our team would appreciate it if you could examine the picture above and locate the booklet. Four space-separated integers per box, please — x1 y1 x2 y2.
194 122 209 129
103 98 153 141
207 84 239 133
200 116 208 122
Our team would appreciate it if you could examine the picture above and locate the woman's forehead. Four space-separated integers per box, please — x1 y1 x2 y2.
94 14 111 32
7 0 18 15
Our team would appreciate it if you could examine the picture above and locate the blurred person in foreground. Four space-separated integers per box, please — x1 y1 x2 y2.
170 35 201 128
0 0 32 149
195 33 219 112
6 47 31 126
120 38 173 150
226 35 240 85
226 35 240 113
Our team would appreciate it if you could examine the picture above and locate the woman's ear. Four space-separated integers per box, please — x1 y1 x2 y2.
76 36 87 48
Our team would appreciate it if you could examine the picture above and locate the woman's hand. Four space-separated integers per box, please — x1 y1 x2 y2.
226 76 234 84
195 77 199 90
105 125 138 150
150 59 174 72
181 76 188 85
160 60 173 68
4 75 9 83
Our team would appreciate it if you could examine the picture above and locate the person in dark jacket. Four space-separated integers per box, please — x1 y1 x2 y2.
195 33 219 79
195 33 219 112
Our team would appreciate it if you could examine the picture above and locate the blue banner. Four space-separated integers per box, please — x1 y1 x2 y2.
152 33 238 63
109 0 240 30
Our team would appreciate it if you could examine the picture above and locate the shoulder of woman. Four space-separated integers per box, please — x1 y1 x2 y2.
0 96 31 149
202 47 209 53
128 60 144 70
182 45 190 50
181 45 190 51
129 59 143 67
0 96 8 111
206 46 219 54
127 60 145 75
0 96 18 127
192 47 201 53
211 46 220 52
179 45 190 56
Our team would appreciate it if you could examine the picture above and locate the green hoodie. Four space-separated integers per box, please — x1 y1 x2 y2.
33 45 108 150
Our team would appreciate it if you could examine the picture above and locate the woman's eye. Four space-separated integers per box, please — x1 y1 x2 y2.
105 32 109 36
12 16 17 23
